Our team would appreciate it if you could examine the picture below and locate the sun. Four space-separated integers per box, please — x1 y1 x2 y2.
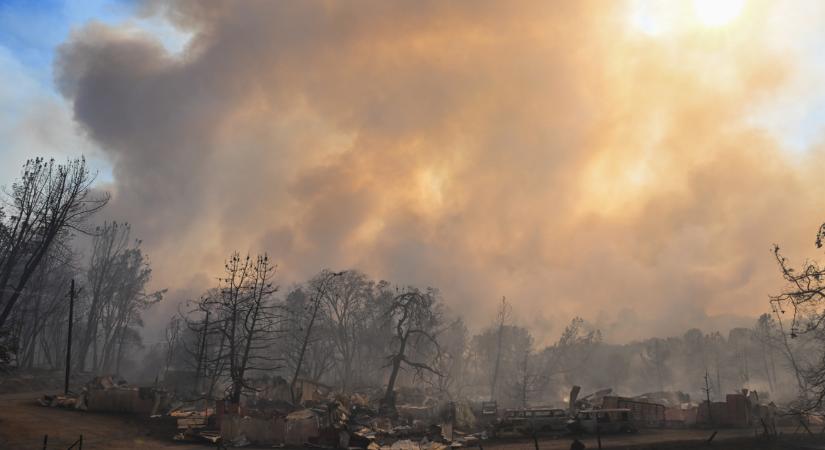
692 0 746 27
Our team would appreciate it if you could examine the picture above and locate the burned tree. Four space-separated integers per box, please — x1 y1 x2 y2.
490 296 511 402
76 221 130 372
163 316 182 380
641 338 671 393
382 287 444 414
287 270 342 402
318 270 373 392
753 314 781 394
544 317 601 397
181 288 225 401
11 245 76 369
0 157 108 329
471 324 533 405
202 253 281 405
508 334 540 408
76 222 163 373
770 227 825 408
430 317 468 398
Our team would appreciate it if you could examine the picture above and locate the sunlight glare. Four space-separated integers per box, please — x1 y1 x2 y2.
692 0 745 27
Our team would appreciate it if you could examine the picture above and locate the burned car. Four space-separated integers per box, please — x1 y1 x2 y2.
567 408 637 434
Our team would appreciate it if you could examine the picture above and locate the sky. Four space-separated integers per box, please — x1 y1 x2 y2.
3 0 825 344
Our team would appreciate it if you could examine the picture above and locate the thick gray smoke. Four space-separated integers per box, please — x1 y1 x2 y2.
52 0 825 343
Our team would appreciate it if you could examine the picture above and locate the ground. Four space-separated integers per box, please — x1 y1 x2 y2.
483 429 824 450
0 391 823 449
0 391 202 449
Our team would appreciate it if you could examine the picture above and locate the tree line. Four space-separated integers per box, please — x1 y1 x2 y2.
156 262 809 409
0 155 817 412
0 157 162 374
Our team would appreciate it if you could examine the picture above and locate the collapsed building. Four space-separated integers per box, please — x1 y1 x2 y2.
169 378 484 448
37 373 798 448
39 375 169 416
600 396 665 428
570 386 782 432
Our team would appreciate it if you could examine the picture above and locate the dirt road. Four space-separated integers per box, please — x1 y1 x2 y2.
0 391 208 449
482 428 791 449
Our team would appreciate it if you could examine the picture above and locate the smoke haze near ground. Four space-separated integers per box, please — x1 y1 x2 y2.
47 0 825 343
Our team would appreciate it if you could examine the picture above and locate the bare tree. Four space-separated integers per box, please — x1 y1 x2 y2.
381 287 444 414
203 253 281 405
429 316 468 399
490 296 511 401
163 316 182 380
508 334 539 408
12 245 76 369
753 314 780 394
764 221 825 409
76 222 163 373
183 288 226 401
0 157 108 328
351 280 394 389
318 270 372 392
288 270 342 402
771 243 824 404
280 288 335 384
641 338 670 393
547 317 601 395
76 222 128 371
469 323 533 406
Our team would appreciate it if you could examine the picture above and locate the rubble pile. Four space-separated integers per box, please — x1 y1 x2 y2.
38 374 169 415
36 375 799 447
165 380 491 448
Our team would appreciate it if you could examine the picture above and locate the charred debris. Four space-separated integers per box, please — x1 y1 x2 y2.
35 372 801 448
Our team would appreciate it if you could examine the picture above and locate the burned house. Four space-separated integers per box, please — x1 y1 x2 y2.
601 396 665 428
696 391 751 428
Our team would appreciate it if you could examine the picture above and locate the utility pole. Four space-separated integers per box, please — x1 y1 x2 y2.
194 310 209 414
64 279 75 395
703 371 713 425
194 311 209 397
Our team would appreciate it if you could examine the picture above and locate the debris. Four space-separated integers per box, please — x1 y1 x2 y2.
390 439 420 450
88 375 115 390
198 431 222 443
230 433 251 447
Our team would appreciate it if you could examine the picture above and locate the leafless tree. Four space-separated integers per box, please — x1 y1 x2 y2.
429 316 468 399
318 270 372 392
769 230 825 408
280 288 335 384
181 288 225 401
490 296 511 401
76 222 163 373
641 338 670 393
382 287 444 414
202 253 281 405
287 270 342 402
0 157 108 328
12 245 76 369
546 317 601 395
163 316 182 380
469 323 532 406
76 222 128 371
508 335 540 408
753 314 780 394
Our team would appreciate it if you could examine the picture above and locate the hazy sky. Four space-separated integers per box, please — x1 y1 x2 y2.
3 0 825 343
